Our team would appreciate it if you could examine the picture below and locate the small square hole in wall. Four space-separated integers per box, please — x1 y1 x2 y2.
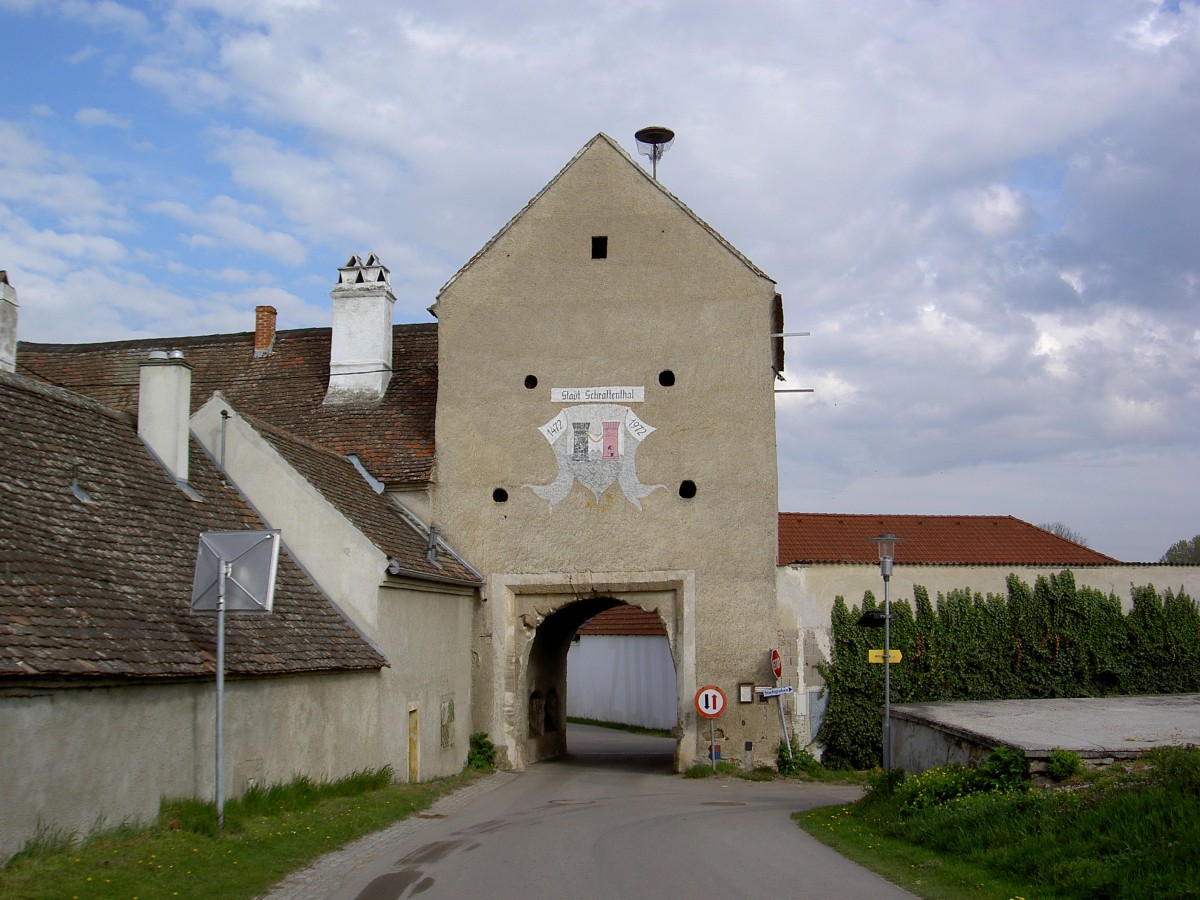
591 235 608 259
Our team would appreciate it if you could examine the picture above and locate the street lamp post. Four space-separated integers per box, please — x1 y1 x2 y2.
869 533 903 771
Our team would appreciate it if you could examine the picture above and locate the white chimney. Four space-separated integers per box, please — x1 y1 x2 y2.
0 271 17 374
324 254 395 403
138 349 192 482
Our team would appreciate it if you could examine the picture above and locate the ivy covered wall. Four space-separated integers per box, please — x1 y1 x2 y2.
816 571 1200 769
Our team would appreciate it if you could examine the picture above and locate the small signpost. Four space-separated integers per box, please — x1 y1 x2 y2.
768 648 793 757
869 649 903 664
191 530 280 829
695 685 726 771
755 685 794 698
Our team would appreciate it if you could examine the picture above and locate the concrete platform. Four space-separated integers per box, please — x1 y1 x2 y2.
890 694 1200 773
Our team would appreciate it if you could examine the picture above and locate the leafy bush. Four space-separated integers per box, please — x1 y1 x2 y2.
978 746 1029 790
800 748 1200 899
1047 748 1082 781
776 742 822 777
890 764 993 812
465 732 496 771
862 767 906 803
1148 744 1200 795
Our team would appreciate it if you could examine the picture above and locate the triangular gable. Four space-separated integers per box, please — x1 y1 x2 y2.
436 133 774 300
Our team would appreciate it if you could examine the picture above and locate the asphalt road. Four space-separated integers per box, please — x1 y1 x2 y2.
267 725 914 900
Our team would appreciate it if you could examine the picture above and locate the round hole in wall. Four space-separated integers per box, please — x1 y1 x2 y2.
493 488 509 503
524 375 538 389
679 480 697 499
658 370 675 387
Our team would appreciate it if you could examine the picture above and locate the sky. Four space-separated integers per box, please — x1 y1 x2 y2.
1 0 1198 563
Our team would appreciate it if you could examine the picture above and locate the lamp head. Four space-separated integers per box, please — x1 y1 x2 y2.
868 533 904 579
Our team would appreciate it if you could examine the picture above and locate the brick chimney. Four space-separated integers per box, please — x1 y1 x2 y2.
324 254 395 403
138 349 192 482
0 271 17 374
254 305 277 357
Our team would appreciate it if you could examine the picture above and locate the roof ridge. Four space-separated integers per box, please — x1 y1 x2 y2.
780 511 1022 521
17 321 438 355
0 369 134 425
237 406 350 462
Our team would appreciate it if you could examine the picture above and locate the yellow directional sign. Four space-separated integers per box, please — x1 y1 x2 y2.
868 649 903 664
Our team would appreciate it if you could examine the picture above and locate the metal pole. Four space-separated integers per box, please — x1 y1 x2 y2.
883 574 891 772
710 718 716 772
776 671 792 757
216 561 228 830
777 698 792 757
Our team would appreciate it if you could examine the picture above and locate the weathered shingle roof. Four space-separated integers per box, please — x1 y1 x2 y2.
0 371 385 680
17 324 437 486
244 413 479 585
778 513 1122 566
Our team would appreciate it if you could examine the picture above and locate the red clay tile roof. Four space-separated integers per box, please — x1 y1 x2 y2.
778 513 1122 566
17 324 437 486
0 371 385 680
577 605 668 637
245 414 479 585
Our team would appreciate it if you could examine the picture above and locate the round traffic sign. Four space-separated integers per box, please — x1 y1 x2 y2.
770 648 782 680
694 685 727 719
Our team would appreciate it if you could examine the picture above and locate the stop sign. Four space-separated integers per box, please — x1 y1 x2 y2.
770 648 782 680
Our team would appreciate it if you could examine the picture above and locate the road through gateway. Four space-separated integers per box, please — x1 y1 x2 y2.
266 725 915 900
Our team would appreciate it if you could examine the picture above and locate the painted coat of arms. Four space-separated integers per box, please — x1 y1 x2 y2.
524 402 664 510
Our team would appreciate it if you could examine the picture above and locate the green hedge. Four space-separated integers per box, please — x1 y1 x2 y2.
816 571 1200 769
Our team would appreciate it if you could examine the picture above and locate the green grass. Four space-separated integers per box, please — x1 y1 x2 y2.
796 746 1200 899
566 716 672 738
0 767 478 900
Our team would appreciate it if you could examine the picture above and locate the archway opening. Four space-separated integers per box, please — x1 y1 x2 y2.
525 598 679 766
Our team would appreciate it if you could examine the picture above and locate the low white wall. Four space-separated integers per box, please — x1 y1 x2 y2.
0 670 381 862
378 579 477 779
566 634 678 730
1 579 477 863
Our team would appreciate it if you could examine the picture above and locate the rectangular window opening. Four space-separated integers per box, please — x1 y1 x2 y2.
591 235 608 259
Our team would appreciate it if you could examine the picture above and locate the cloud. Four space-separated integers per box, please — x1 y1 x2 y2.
0 122 126 229
75 107 132 129
146 194 307 265
1 0 1199 560
58 0 151 36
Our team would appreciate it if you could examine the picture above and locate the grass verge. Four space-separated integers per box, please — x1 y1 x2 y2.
565 716 672 738
796 746 1200 899
0 767 479 900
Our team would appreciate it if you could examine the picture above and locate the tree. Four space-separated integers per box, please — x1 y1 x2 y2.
1160 535 1200 565
1038 521 1090 548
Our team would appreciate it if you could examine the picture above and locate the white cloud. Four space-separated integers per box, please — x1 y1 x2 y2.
0 123 126 229
960 185 1033 238
75 107 132 129
146 194 307 265
1 0 1199 561
59 0 151 36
